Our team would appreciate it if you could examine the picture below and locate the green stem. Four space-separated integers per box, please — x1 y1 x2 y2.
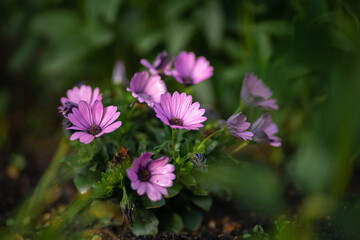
231 141 249 154
196 127 226 151
171 128 176 160
233 100 247 114
9 139 69 235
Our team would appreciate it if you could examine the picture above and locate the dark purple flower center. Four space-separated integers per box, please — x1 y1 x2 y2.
88 124 102 136
138 168 151 181
170 117 183 126
183 77 193 85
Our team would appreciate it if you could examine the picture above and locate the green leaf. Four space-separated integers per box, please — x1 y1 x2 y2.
77 142 96 160
10 36 38 72
84 0 123 24
166 182 183 199
205 141 218 154
179 173 196 187
74 173 97 194
192 196 212 211
242 233 252 238
184 161 194 173
142 196 165 209
131 210 159 236
181 208 203 231
30 10 81 40
63 155 91 169
198 0 224 49
159 212 184 233
89 200 118 221
165 20 195 53
180 138 194 156
192 186 209 196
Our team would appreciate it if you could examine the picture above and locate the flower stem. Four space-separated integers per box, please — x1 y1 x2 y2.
196 127 225 151
171 128 176 160
171 128 175 151
233 100 247 114
94 138 99 151
231 141 249 154
127 102 137 118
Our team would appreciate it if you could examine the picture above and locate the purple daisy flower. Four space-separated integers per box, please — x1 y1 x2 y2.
127 71 167 107
59 85 103 117
127 152 176 202
251 113 281 147
67 100 122 144
153 91 207 130
226 113 254 141
240 73 279 110
140 51 172 76
173 51 213 85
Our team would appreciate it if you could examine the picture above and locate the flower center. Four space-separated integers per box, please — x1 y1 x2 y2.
88 124 102 136
183 77 193 85
138 169 151 181
170 117 183 126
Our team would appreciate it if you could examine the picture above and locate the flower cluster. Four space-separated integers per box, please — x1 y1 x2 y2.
58 50 282 236
226 73 281 147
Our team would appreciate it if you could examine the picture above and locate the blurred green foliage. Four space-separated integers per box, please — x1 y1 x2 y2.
1 0 360 239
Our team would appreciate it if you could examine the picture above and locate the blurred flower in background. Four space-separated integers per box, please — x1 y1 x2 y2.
140 50 172 76
251 113 281 147
172 51 213 85
127 71 167 107
112 60 128 86
240 73 278 110
226 112 253 140
59 85 102 117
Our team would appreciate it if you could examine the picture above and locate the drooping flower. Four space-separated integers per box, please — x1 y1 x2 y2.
59 85 102 117
127 71 167 107
226 113 254 141
112 60 128 86
140 51 172 76
153 91 207 130
67 100 122 144
240 73 278 110
173 51 213 85
127 152 176 202
251 113 281 147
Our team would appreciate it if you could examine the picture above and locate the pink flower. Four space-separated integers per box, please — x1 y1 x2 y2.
173 51 213 85
153 92 207 130
67 100 122 144
127 152 176 202
226 113 254 140
127 71 167 107
240 73 278 110
140 51 172 76
59 85 102 117
251 113 281 147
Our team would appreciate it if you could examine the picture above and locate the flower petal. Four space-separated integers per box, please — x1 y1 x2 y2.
136 182 147 196
92 100 103 126
79 133 95 144
145 183 162 202
150 174 174 187
148 156 169 171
